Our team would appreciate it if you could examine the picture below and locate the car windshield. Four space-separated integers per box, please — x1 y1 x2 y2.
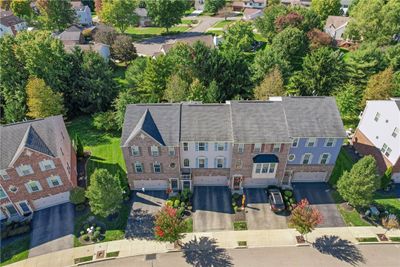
272 192 283 205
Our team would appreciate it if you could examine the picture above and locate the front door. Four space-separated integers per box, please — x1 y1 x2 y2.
181 180 192 191
232 176 242 190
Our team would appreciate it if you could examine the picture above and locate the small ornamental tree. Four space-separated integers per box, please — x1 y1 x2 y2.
154 205 186 246
75 135 84 158
86 169 124 218
70 187 86 205
289 199 323 241
382 214 399 234
111 35 137 63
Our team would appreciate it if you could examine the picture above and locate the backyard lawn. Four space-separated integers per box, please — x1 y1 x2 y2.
124 26 189 41
0 236 30 266
329 148 355 187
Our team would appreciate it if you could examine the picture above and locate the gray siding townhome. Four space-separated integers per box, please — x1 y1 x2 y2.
121 97 346 192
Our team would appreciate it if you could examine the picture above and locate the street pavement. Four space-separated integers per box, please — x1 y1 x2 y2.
83 244 400 267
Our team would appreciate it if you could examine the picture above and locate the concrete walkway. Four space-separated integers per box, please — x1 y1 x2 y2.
7 227 400 267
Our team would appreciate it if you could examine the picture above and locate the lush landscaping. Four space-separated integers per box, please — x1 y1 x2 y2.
0 236 30 267
373 192 400 219
356 237 379 242
233 221 248 231
329 148 355 187
184 217 193 233
212 20 236 29
124 26 189 41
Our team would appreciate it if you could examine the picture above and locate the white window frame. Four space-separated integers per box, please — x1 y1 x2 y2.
47 175 63 188
216 157 225 168
3 203 19 217
39 159 56 171
288 154 295 161
237 143 244 153
198 157 206 168
153 162 161 173
183 158 190 167
253 143 262 153
183 142 189 151
301 153 313 165
0 186 7 200
324 138 336 147
292 138 299 148
306 138 317 147
16 201 32 215
16 164 34 176
131 145 140 156
374 112 380 122
0 170 10 180
150 145 159 157
272 143 281 153
319 153 331 165
134 161 143 173
25 181 42 193
169 178 179 191
198 142 206 151
168 146 175 156
235 159 242 169
216 143 225 151
392 127 399 138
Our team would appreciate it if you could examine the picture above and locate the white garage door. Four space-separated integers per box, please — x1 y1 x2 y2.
291 172 327 182
193 176 228 186
33 192 70 210
133 180 168 190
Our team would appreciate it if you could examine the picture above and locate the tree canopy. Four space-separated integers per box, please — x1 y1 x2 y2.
36 0 76 31
311 0 341 21
146 0 187 32
100 0 138 33
10 0 32 19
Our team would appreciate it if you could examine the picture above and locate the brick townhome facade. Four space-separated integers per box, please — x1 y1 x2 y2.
121 97 346 191
0 116 77 223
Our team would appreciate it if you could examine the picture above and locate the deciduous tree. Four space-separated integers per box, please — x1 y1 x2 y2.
255 4 287 42
10 0 32 19
93 26 117 46
188 78 207 101
275 12 304 32
335 83 362 119
36 0 76 31
204 0 225 14
220 21 255 52
154 205 186 244
86 168 123 218
311 0 341 21
362 67 396 108
254 67 285 100
337 155 380 208
146 0 186 32
100 0 138 33
70 187 86 205
26 76 65 118
111 35 137 62
164 73 190 102
289 199 323 241
307 28 333 50
382 214 399 234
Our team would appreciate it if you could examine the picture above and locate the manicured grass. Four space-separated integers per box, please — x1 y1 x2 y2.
0 236 30 266
74 255 93 264
329 148 355 187
389 237 400 242
331 191 371 227
124 26 189 41
356 237 379 242
184 217 193 233
233 221 248 231
373 193 400 219
212 20 236 29
66 116 126 178
206 29 225 36
106 251 120 258
181 19 198 25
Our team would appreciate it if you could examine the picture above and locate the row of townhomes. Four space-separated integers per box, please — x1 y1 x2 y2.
0 116 77 223
121 97 346 192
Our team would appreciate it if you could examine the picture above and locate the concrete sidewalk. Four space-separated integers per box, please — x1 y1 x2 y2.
8 227 400 267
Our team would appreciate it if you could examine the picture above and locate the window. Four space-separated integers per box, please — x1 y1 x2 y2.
153 162 161 173
150 146 159 156
215 143 225 151
288 154 295 161
183 142 189 151
61 131 64 140
302 154 313 164
183 159 190 167
237 143 244 153
25 181 42 193
268 163 276 173
16 165 34 176
134 162 143 173
392 127 399 138
319 153 330 165
381 143 391 157
0 187 6 199
39 159 55 171
292 138 299 148
131 146 140 156
374 112 380 122
60 147 64 156
67 162 71 174
253 143 262 153
169 162 176 169
324 138 335 147
306 138 317 147
254 163 276 174
235 159 242 169
47 175 63 188
198 157 206 168
168 146 175 156
17 202 31 215
170 179 178 190
9 185 18 193
215 157 225 168
198 142 206 151
272 143 281 153
5 204 18 217
0 170 10 180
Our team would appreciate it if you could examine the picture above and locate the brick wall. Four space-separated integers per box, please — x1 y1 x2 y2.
192 168 230 177
122 131 180 189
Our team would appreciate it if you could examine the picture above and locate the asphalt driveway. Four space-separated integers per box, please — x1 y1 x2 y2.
125 190 167 240
193 186 233 232
292 183 345 227
244 188 288 230
29 203 74 257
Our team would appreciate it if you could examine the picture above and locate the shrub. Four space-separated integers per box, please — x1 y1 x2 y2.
93 111 119 132
283 190 293 198
181 188 192 202
82 234 90 241
93 230 101 239
166 200 174 207
83 223 90 230
381 166 393 189
75 203 86 212
232 193 240 201
96 226 102 232
173 199 181 208
80 231 85 236
82 28 92 38
70 187 86 205
234 206 238 212
180 202 186 208
177 207 185 217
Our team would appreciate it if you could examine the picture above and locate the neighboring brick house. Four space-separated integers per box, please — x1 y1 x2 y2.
0 10 27 38
352 99 400 182
121 97 345 192
0 116 77 223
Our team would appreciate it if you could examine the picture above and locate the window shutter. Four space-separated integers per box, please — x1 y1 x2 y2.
205 158 208 168
251 144 255 152
195 143 199 151
148 147 151 156
25 183 32 193
150 163 154 173
224 143 228 151
159 163 163 173
214 158 217 168
224 158 227 168
141 163 144 172
205 143 208 151
37 181 42 191
47 177 53 188
214 143 218 151
57 176 63 186
39 161 44 171
139 147 142 156
196 158 199 168
16 167 23 176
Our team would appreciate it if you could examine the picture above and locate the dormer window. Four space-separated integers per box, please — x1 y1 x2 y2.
16 165 34 176
150 146 159 156
0 170 10 180
39 159 55 171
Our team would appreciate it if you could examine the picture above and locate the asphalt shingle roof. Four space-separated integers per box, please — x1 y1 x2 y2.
121 104 181 147
0 116 63 169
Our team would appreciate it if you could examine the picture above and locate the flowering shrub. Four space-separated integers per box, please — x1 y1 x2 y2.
154 205 186 243
289 199 323 236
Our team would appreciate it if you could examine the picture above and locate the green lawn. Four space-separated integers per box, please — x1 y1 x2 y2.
329 148 355 187
212 20 236 29
124 26 189 41
374 193 400 219
181 19 198 25
66 116 126 178
206 29 225 36
0 236 30 266
331 191 371 227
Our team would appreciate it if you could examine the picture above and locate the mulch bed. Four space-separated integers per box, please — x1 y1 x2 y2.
340 202 354 211
233 209 246 222
296 236 305 244
377 234 389 241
